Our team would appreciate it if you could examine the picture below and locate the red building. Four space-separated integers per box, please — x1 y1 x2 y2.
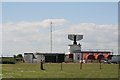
68 50 113 62
67 34 113 62
82 50 113 60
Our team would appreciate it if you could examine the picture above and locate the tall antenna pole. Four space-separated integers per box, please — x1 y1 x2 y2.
50 21 52 53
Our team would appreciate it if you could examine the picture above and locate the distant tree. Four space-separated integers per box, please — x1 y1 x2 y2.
16 54 23 61
13 55 16 58
16 54 23 58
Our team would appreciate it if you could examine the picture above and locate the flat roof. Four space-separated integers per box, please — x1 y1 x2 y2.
24 53 65 55
81 51 111 53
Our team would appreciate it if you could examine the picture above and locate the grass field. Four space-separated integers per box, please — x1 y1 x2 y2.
1 63 119 78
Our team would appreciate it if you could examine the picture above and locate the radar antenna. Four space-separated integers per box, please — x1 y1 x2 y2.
68 34 83 45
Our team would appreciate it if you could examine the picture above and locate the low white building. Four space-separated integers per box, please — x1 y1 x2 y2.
24 53 65 63
24 53 45 63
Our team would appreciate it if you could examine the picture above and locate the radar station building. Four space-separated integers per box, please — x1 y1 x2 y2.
24 34 113 63
68 34 113 62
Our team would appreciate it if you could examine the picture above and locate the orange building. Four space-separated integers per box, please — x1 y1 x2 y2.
68 50 113 62
82 51 113 60
67 34 113 62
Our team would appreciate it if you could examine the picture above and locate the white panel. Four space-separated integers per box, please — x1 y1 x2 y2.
36 55 45 63
24 54 33 63
69 44 81 53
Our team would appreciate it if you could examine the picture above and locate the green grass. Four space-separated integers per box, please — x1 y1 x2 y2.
1 63 119 78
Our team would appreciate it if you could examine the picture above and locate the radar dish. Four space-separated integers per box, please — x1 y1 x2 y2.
68 34 83 41
68 35 74 41
76 35 83 41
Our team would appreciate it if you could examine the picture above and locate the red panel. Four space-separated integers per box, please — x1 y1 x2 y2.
83 53 88 59
96 55 104 60
94 53 99 56
85 54 89 59
104 54 109 59
95 54 99 59
68 54 73 59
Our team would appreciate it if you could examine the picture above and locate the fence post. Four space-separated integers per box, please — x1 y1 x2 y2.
40 60 44 70
80 62 82 69
80 53 83 70
61 62 62 70
99 59 101 70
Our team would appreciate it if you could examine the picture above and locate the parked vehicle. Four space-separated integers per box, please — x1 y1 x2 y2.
101 59 111 64
110 55 120 64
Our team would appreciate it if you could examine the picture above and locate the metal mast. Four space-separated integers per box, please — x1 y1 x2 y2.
50 21 52 53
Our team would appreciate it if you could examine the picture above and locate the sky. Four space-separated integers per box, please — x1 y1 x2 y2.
1 2 118 56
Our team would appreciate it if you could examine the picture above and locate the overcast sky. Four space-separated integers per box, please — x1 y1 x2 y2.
1 2 118 56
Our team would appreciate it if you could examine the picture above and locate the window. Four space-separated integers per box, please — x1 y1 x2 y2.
78 54 79 60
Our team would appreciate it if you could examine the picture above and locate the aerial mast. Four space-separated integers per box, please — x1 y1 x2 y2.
50 20 52 53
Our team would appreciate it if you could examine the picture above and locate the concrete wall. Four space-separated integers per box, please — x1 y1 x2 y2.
36 54 45 63
24 54 33 63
